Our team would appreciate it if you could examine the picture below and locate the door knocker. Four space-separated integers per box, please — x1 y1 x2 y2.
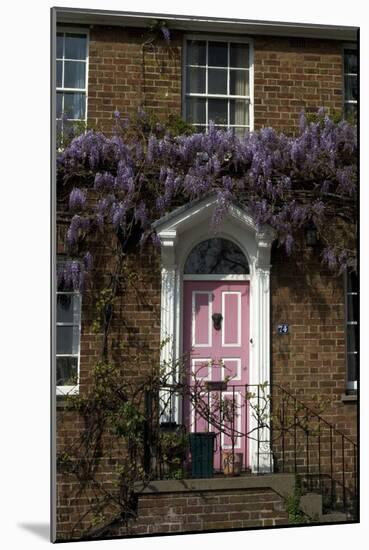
212 313 223 331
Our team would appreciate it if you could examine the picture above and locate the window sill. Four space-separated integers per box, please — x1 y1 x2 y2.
341 392 357 403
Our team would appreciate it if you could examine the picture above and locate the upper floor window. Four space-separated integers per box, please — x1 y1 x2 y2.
345 270 358 392
343 48 357 120
56 30 88 138
184 37 252 136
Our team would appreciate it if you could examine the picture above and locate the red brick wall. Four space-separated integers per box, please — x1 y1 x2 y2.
271 247 356 439
88 26 182 133
128 489 289 535
253 37 343 133
86 28 344 134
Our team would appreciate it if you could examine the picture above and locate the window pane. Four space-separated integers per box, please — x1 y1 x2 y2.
187 40 206 65
230 99 249 125
345 75 357 101
347 324 358 353
347 271 358 293
57 357 78 386
230 44 249 68
208 68 227 94
57 294 81 324
57 33 64 58
65 33 87 60
208 98 228 124
193 125 206 133
64 92 86 119
230 70 249 96
347 353 358 383
186 67 206 93
57 326 80 354
234 127 249 138
344 50 357 74
184 238 249 274
344 102 357 120
56 93 63 118
64 61 86 89
208 42 228 67
56 60 63 87
186 97 206 124
347 294 358 323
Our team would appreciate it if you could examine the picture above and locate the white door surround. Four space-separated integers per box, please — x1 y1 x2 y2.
153 194 275 472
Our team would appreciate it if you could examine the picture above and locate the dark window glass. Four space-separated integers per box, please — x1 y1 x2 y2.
184 238 249 274
208 42 228 67
344 75 358 101
230 70 249 96
230 99 249 125
344 50 357 74
64 61 86 89
208 69 227 94
57 294 81 324
208 98 228 124
187 40 206 65
56 357 78 386
56 60 63 87
347 354 358 384
186 67 206 93
187 97 206 124
230 44 249 68
65 33 87 60
64 92 86 119
56 33 64 59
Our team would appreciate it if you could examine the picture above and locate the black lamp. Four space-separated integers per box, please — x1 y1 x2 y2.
305 220 318 247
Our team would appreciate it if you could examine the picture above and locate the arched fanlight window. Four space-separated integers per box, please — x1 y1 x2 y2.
184 238 249 275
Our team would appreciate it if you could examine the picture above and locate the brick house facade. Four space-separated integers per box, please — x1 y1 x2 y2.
53 8 358 542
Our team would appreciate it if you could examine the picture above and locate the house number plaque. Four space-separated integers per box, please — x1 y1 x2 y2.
277 324 289 334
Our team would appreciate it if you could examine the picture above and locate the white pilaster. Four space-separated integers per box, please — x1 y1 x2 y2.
158 230 180 424
248 228 275 473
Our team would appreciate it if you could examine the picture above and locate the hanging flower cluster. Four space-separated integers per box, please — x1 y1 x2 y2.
57 109 357 290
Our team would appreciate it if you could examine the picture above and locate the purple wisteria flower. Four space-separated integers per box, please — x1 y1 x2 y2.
160 25 170 44
57 107 357 287
69 188 86 211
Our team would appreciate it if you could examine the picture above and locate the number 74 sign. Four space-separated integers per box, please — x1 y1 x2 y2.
277 324 289 334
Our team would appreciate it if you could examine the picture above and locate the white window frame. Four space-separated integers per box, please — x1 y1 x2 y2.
56 290 81 396
344 270 358 392
343 44 357 118
56 27 89 135
182 34 254 133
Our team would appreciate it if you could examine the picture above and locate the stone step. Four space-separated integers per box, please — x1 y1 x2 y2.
321 512 348 522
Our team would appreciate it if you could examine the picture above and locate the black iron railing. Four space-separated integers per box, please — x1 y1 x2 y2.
142 383 357 518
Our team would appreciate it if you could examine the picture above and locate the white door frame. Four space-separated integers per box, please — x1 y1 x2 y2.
153 195 275 473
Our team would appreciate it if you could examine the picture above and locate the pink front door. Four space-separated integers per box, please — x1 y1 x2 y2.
183 280 250 472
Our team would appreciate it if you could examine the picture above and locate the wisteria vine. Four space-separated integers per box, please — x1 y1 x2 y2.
57 109 357 291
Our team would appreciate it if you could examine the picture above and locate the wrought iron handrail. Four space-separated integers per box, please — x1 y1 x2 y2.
271 384 357 519
145 382 357 518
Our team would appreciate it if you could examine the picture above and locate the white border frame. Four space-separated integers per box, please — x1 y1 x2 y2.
222 291 241 347
192 291 213 347
155 195 275 472
182 34 254 132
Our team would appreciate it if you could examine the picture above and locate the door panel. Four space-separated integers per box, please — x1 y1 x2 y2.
183 280 250 473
